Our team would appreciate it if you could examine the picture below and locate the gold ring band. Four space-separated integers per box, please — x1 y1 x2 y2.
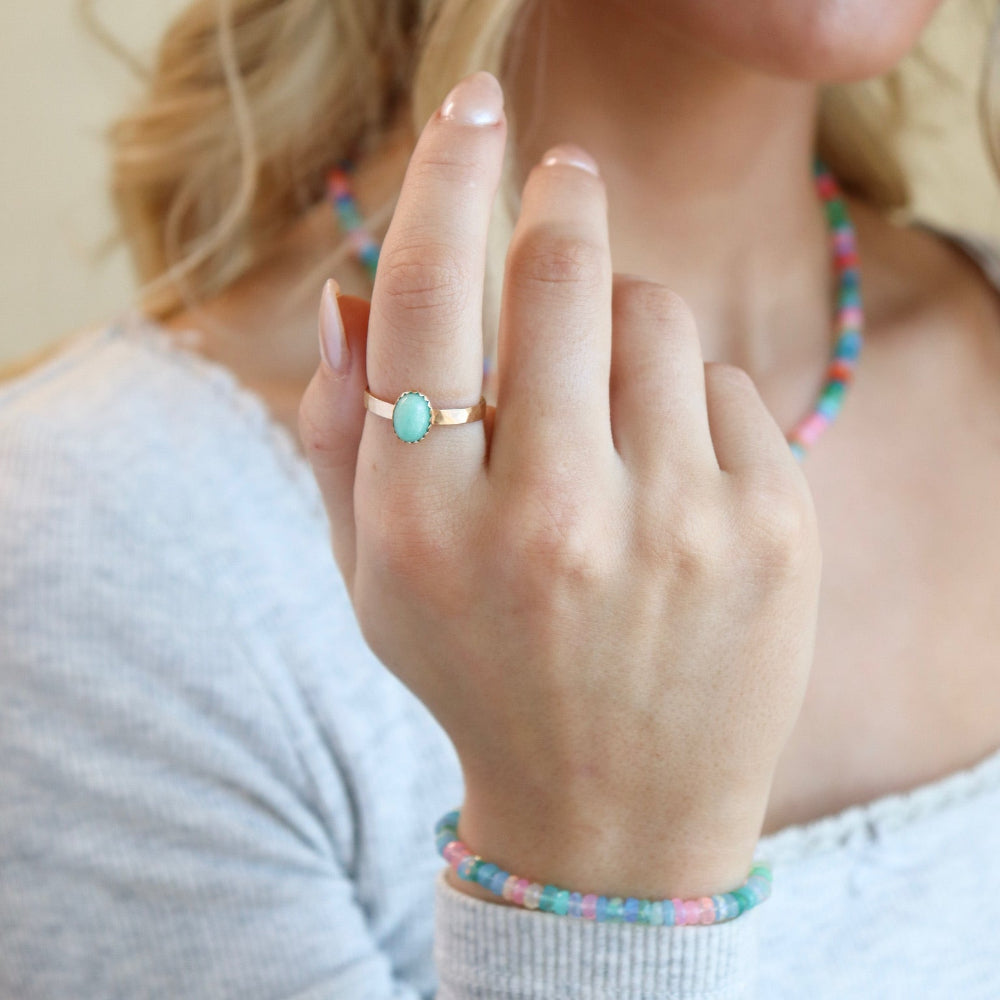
363 387 487 443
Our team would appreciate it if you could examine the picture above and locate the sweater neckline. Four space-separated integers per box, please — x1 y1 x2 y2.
114 306 326 522
117 304 1000 866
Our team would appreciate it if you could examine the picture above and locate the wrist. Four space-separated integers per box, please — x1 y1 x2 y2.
455 786 767 901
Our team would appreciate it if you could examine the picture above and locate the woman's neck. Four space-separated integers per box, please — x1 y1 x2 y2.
507 0 836 423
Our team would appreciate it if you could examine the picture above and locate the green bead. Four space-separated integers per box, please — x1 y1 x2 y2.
826 199 849 227
553 890 571 916
820 382 845 405
606 897 625 922
731 887 753 913
539 885 559 913
392 391 433 443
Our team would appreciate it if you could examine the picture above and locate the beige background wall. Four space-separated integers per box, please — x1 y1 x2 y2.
0 1 998 367
0 3 185 365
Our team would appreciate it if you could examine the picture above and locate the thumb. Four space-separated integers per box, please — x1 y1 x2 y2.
298 278 370 589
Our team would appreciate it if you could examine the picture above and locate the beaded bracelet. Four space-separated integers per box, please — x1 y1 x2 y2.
436 810 772 925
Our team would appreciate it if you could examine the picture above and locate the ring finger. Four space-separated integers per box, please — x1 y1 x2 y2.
363 71 506 493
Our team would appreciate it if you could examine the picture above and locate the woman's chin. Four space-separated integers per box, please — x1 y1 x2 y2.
656 0 945 83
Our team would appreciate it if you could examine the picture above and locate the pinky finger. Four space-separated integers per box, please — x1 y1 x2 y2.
298 284 371 588
703 362 794 476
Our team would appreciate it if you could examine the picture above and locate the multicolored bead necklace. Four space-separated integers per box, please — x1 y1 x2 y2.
326 157 863 462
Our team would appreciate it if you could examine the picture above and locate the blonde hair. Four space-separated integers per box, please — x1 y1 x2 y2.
89 0 1000 361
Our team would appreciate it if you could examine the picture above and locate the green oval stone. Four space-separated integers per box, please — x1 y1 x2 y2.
392 392 432 443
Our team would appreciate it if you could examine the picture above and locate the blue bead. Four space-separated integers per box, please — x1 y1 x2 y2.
623 898 640 923
489 870 509 895
834 331 862 359
340 206 362 228
476 863 499 888
435 811 460 837
435 831 455 855
553 890 571 916
595 896 608 921
568 892 583 918
606 898 625 922
661 899 675 926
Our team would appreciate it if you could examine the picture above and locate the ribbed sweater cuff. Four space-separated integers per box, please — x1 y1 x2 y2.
433 869 758 999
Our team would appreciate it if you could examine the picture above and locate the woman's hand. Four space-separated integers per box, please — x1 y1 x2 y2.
299 70 822 900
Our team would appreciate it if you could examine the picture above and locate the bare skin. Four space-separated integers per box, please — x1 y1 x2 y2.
161 0 1000 839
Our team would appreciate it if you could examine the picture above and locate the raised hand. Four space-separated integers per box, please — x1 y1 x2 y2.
299 70 822 900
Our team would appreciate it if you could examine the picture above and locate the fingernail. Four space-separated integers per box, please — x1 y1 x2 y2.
541 143 600 177
439 71 504 126
319 278 349 373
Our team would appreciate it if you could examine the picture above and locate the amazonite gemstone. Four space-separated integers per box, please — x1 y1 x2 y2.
392 391 433 442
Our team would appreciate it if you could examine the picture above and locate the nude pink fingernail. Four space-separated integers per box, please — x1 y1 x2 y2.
318 278 349 373
439 71 504 126
541 144 600 177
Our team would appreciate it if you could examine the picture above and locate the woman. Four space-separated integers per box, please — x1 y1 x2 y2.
2 0 1000 996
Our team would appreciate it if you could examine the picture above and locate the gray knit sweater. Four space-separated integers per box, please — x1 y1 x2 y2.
2 231 1000 997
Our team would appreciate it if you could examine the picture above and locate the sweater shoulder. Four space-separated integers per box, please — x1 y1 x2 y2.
0 313 324 529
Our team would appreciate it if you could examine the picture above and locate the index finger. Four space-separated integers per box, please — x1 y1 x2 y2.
364 72 506 484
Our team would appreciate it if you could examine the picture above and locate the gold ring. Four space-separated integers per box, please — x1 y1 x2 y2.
363 387 487 443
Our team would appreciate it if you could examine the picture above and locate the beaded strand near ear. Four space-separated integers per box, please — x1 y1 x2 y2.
435 810 773 925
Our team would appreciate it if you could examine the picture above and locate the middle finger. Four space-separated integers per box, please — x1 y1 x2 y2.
490 144 616 483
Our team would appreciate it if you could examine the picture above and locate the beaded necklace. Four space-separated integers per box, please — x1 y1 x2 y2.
326 157 862 462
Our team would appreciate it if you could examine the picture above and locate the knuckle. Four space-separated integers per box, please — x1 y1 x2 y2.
615 279 696 332
507 228 608 296
378 238 470 326
497 485 607 591
736 476 817 572
410 149 483 189
637 492 725 580
357 487 456 587
705 361 756 393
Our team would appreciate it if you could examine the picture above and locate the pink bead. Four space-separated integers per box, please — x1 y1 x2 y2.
511 878 530 905
699 898 716 924
672 898 686 925
839 305 864 328
796 411 829 447
502 875 520 901
582 894 599 920
442 842 469 866
348 229 372 252
683 900 702 925
833 229 855 255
